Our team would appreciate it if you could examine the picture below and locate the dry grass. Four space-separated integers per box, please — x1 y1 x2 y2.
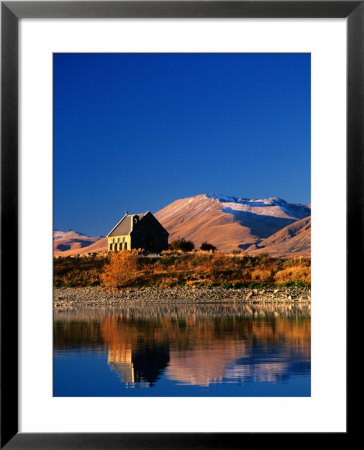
54 251 311 289
53 255 107 287
274 265 311 285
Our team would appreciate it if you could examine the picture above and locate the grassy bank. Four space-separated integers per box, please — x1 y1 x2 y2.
54 251 310 289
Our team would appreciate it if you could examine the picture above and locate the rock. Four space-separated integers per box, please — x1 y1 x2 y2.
53 285 311 309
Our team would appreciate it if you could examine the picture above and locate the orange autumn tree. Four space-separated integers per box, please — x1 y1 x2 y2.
101 250 138 289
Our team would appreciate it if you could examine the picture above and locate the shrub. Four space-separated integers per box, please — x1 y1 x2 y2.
100 250 138 289
169 238 195 252
200 241 217 252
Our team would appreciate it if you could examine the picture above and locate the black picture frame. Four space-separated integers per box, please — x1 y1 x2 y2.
1 1 356 448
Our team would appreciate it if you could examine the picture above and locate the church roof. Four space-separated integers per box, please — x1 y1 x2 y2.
107 212 149 237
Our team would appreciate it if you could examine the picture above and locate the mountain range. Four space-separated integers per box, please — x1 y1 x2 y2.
54 230 107 257
54 194 311 257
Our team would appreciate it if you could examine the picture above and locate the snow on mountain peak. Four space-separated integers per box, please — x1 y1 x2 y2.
206 193 285 205
204 193 310 220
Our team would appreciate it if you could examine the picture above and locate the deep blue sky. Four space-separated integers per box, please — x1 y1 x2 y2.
54 53 310 236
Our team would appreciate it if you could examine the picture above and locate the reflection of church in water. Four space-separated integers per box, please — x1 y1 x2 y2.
107 343 170 387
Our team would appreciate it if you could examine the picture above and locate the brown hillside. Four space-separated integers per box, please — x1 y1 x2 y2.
245 216 311 258
155 194 309 254
155 196 257 252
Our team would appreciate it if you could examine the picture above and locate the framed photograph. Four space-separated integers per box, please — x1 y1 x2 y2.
1 1 355 448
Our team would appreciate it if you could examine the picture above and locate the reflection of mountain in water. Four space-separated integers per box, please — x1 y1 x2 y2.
166 322 310 387
225 346 310 385
54 304 310 389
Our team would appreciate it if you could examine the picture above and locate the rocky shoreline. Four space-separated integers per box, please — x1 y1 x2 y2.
54 285 311 309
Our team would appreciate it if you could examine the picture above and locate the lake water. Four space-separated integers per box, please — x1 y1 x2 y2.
54 302 310 397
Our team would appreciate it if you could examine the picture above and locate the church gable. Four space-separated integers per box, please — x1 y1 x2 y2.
108 212 148 237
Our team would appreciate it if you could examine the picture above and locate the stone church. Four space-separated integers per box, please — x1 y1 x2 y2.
107 211 168 253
